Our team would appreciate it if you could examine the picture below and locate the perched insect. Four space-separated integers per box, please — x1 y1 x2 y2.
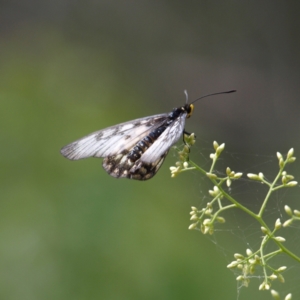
60 90 236 180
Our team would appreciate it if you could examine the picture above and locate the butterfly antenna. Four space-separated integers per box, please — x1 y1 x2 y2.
184 90 189 104
191 90 236 104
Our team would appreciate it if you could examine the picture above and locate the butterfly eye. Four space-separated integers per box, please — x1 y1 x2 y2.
187 104 194 119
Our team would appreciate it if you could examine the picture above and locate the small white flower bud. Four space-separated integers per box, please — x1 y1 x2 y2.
278 273 285 283
247 173 260 180
216 216 225 223
286 181 298 187
282 175 287 184
208 189 214 196
203 218 211 225
269 274 277 280
285 293 292 300
227 261 238 268
246 249 253 256
261 226 268 234
190 215 198 221
234 172 243 179
276 152 283 160
284 205 293 216
206 172 217 179
283 219 293 227
287 157 296 163
287 148 294 159
294 209 300 217
279 158 284 168
270 289 280 299
209 186 219 197
259 282 265 290
274 236 286 242
203 226 210 234
216 143 225 155
276 266 287 272
204 208 212 215
234 253 244 260
275 218 282 230
213 141 219 150
188 223 198 230
226 167 231 175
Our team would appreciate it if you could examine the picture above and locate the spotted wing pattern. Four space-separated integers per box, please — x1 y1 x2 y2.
61 111 187 181
102 112 187 180
102 149 169 180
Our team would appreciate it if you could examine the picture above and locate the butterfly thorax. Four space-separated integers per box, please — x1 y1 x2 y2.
169 104 194 120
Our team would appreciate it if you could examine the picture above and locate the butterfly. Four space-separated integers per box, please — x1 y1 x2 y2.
60 90 236 180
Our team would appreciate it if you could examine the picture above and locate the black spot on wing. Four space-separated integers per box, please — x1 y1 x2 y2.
102 151 168 180
96 132 104 139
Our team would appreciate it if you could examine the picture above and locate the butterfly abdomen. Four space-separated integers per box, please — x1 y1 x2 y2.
127 124 168 161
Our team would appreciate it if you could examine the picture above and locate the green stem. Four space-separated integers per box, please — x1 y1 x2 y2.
211 204 236 223
272 185 284 192
264 249 282 261
260 235 270 281
190 161 258 219
189 160 300 264
258 167 284 218
179 167 196 173
209 157 218 173
272 240 300 263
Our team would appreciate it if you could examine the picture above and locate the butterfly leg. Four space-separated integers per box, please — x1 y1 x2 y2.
183 129 194 149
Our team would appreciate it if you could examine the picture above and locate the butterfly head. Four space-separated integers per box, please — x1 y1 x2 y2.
184 103 194 119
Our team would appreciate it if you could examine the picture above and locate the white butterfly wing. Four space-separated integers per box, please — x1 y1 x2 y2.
61 113 168 160
140 112 187 163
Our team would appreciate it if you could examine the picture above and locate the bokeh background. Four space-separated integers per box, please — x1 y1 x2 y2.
1 1 300 299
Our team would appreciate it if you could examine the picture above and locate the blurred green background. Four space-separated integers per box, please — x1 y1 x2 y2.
1 1 300 300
